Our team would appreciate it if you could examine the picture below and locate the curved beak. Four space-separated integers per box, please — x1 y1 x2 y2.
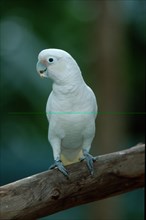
36 61 47 77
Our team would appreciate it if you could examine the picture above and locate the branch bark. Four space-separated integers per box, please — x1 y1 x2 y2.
0 143 145 220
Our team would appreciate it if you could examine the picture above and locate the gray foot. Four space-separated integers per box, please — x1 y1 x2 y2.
83 150 96 175
49 160 69 178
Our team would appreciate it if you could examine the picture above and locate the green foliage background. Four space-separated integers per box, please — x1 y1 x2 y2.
0 1 145 220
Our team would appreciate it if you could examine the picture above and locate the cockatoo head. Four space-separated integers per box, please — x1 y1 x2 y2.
36 48 82 84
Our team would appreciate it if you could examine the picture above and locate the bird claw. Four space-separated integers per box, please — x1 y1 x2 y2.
49 160 69 178
82 151 96 175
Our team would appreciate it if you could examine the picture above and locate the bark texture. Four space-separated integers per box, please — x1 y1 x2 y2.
0 143 145 220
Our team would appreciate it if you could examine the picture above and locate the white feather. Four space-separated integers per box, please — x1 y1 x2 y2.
37 49 97 165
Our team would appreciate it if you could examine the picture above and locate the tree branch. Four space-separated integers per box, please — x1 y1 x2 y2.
0 143 145 220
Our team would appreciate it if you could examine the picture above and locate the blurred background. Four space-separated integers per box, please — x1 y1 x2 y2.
0 0 145 220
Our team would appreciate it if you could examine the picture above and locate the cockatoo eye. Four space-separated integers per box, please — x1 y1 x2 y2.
47 57 57 64
48 58 54 62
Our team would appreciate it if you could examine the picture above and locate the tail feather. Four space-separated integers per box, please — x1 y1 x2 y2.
61 149 83 165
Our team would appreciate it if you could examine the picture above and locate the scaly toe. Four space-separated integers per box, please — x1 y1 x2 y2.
49 160 69 178
83 152 96 175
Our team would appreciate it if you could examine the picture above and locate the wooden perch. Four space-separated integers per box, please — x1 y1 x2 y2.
0 143 145 220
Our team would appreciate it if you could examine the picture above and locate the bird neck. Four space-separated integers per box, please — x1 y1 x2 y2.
52 76 85 96
52 62 86 95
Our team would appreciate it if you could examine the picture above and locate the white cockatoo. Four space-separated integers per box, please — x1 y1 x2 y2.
36 49 97 177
